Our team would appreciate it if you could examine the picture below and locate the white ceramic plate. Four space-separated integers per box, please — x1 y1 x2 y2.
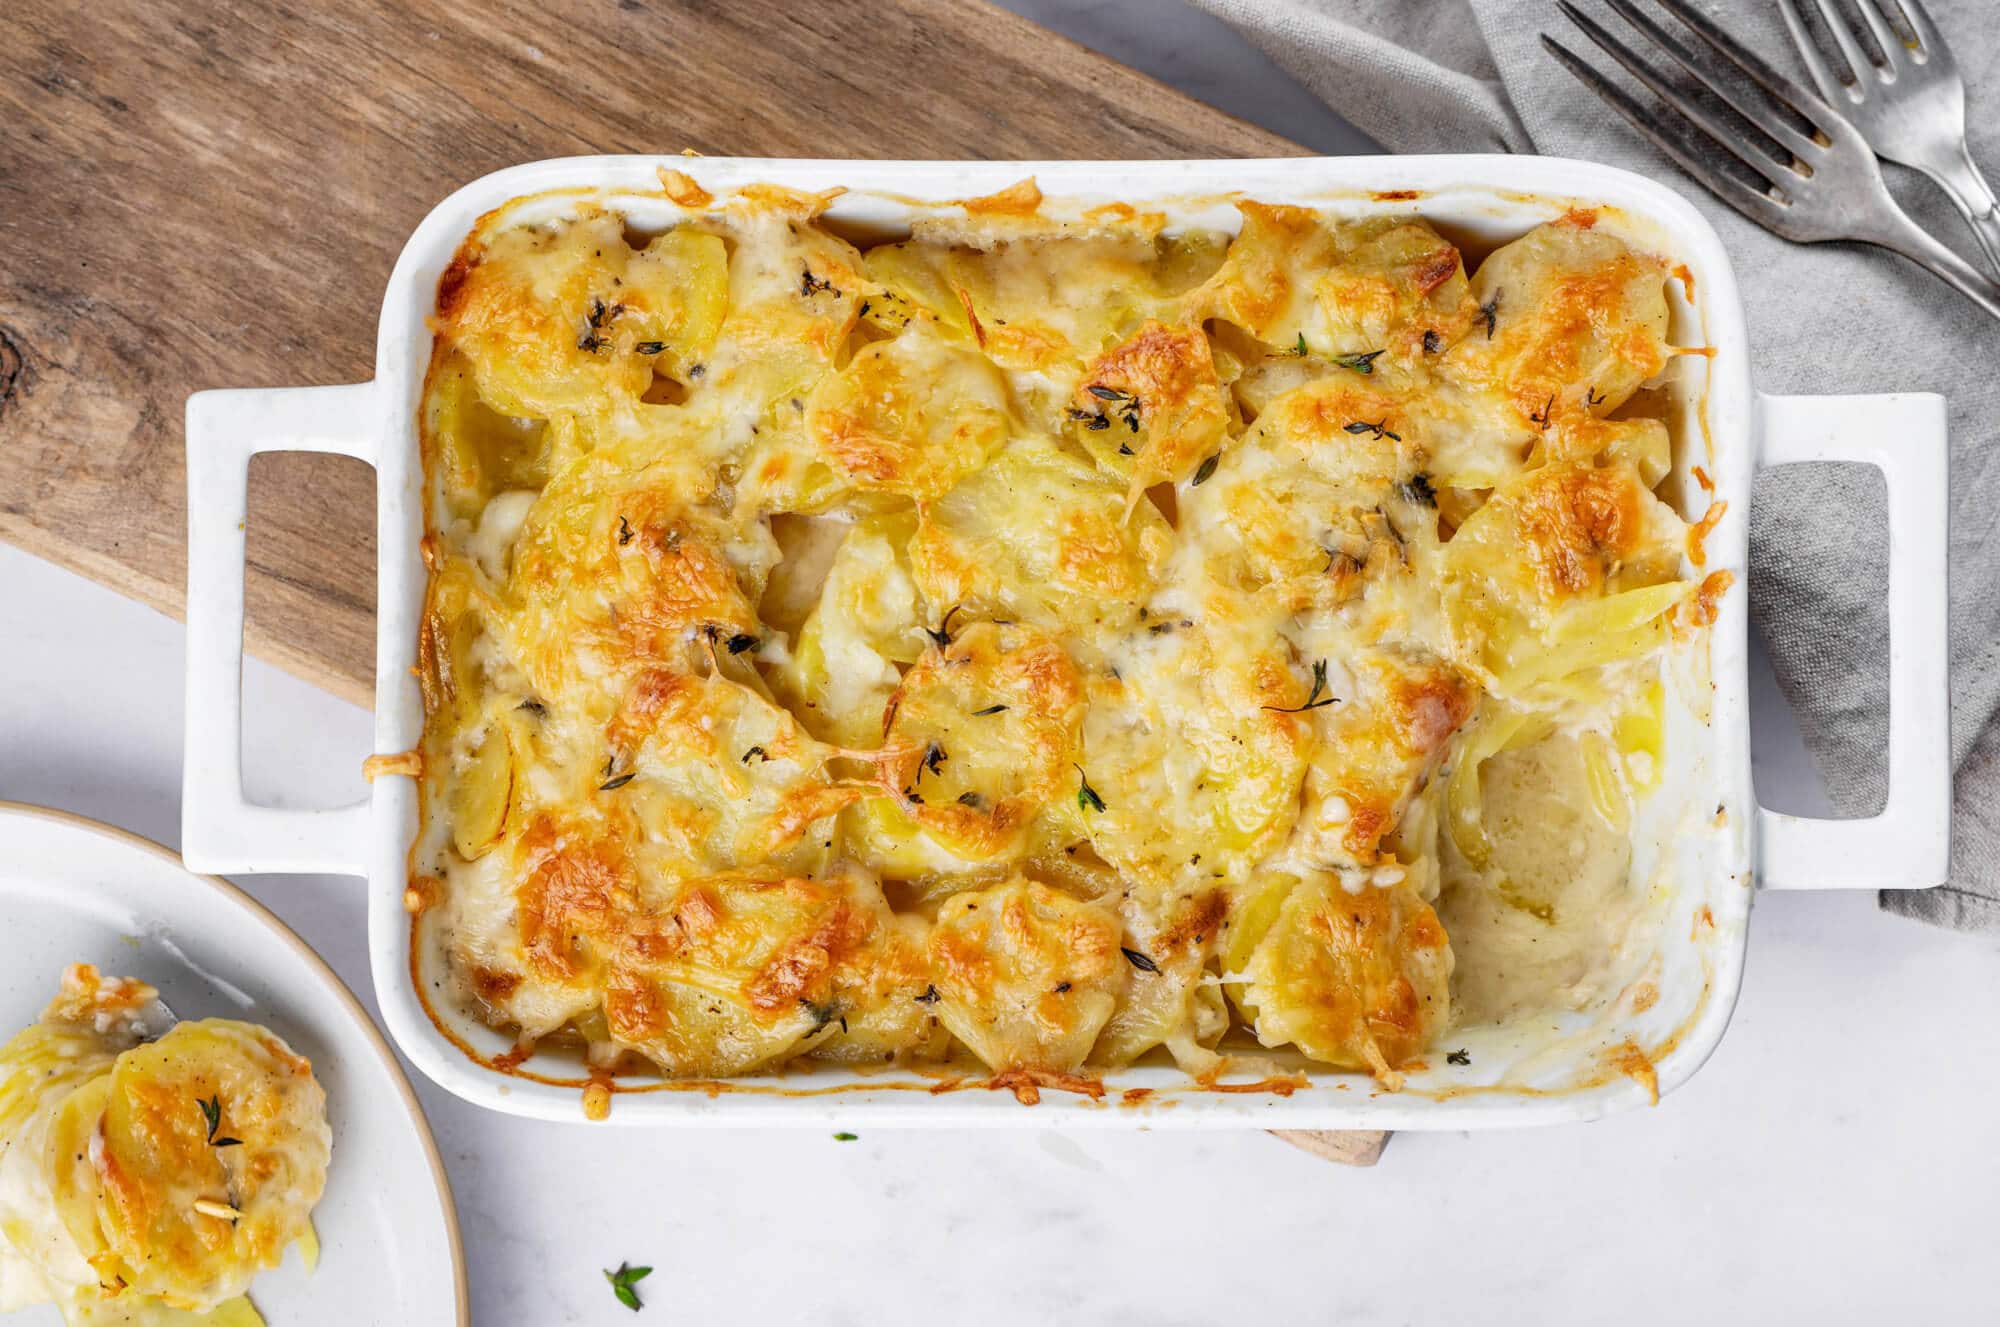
0 802 467 1325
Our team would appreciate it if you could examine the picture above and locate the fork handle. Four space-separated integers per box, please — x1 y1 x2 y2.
1921 140 2000 280
1859 200 2000 323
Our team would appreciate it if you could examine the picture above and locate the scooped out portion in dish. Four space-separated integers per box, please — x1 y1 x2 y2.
405 176 1725 1103
0 965 329 1325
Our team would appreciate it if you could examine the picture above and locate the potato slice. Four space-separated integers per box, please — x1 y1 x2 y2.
927 878 1122 1074
1226 875 1452 1083
450 721 516 860
51 1020 328 1310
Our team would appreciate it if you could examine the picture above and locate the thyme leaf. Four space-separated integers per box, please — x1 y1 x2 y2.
1397 472 1438 508
1479 293 1500 339
1291 333 1310 357
1422 328 1443 355
1332 349 1386 375
634 340 667 355
725 633 760 655
1447 1049 1471 1066
741 746 769 764
971 704 1009 716
1191 454 1219 487
599 772 637 791
1120 947 1160 974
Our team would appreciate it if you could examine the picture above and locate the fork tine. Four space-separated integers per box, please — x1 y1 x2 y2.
1541 33 1789 224
1894 0 1942 53
1852 0 1905 70
1556 2 1796 182
1775 0 1848 106
1598 0 1820 159
1802 0 1876 84
1654 0 1850 126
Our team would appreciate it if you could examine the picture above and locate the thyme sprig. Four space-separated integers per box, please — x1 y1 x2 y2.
1082 384 1143 433
1343 419 1402 442
1264 659 1340 713
1478 293 1501 339
195 1096 240 1149
605 1262 652 1312
923 604 963 650
578 297 624 352
1074 764 1106 813
799 266 838 298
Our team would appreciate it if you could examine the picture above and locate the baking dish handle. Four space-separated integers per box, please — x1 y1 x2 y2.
182 383 378 877
1752 391 1951 890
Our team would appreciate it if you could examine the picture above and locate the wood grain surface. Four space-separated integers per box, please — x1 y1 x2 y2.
1272 1128 1392 1167
1 2 1399 1162
0 0 1298 706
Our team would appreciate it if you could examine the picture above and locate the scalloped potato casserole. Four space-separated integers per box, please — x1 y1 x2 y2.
0 966 327 1324
408 177 1729 1102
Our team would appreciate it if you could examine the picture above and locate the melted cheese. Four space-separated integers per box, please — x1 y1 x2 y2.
415 183 1711 1091
0 967 324 1323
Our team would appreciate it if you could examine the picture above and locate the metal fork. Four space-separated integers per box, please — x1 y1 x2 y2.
1543 0 2000 321
1777 0 2000 275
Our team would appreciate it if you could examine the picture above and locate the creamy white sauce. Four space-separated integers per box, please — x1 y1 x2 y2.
1440 731 1648 1024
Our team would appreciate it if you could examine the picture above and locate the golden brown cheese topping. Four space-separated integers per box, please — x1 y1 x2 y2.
412 182 1714 1098
0 966 327 1324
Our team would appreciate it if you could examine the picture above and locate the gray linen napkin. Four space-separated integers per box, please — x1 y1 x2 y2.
1189 0 2000 928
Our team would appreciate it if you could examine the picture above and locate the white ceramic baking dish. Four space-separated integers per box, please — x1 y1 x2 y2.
181 155 1951 1130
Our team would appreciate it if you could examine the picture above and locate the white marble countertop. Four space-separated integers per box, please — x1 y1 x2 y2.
5 4 1998 1321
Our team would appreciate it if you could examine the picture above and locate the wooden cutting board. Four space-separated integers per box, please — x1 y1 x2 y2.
1 0 1388 1166
0 0 1295 704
